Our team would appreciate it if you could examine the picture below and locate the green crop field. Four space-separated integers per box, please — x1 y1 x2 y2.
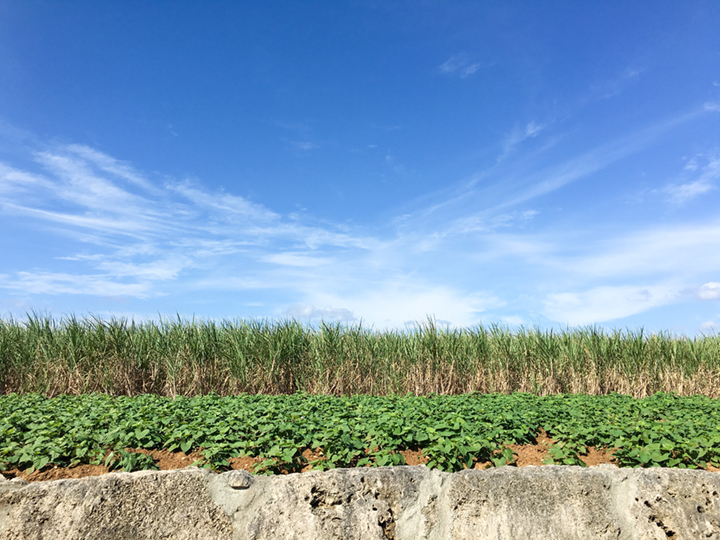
2 316 719 477
2 392 719 475
1 315 719 398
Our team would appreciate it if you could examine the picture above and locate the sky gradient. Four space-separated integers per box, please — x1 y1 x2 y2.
1 1 719 333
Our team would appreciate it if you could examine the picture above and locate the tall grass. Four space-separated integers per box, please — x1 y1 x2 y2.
1 315 719 398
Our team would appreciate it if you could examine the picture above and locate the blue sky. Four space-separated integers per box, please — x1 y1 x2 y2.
1 1 719 334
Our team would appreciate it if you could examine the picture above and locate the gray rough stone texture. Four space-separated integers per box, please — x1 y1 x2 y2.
223 470 254 490
1 464 720 539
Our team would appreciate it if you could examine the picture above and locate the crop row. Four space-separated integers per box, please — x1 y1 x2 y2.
2 392 719 475
2 315 720 397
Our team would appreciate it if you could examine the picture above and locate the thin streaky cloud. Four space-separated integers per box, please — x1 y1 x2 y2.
663 179 715 202
684 157 699 171
0 163 56 194
93 258 192 281
2 203 161 236
497 121 546 161
496 107 708 210
3 148 375 252
661 153 720 203
65 144 157 191
0 271 154 298
590 66 644 99
261 252 333 267
0 141 386 308
35 151 141 205
461 63 481 78
439 55 463 73
543 284 679 326
354 108 714 266
292 141 320 150
439 54 483 78
554 221 720 280
168 180 280 222
1 99 718 331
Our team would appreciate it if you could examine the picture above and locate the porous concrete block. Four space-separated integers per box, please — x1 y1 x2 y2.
2 465 720 539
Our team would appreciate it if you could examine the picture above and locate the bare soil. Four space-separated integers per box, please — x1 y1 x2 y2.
3 429 712 483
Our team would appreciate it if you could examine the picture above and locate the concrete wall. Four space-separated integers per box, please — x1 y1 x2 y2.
2 465 719 539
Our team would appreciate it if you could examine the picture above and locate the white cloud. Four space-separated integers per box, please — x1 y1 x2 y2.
35 151 147 211
499 315 525 326
261 253 332 267
385 154 406 174
698 282 720 300
543 285 677 326
700 320 720 333
0 272 153 298
2 106 718 331
168 179 279 223
292 141 319 150
684 157 699 171
3 202 158 235
498 121 546 161
704 102 720 112
461 63 481 78
302 283 504 329
662 153 720 203
94 258 191 281
0 163 55 195
0 143 381 305
283 304 356 322
452 209 539 236
489 109 705 210
561 222 720 279
439 55 464 73
65 144 156 191
439 54 482 78
663 179 715 202
591 66 643 99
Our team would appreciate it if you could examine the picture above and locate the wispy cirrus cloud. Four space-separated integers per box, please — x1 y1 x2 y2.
0 144 381 303
590 67 643 100
261 252 332 267
64 144 157 191
533 216 720 325
558 222 720 280
543 284 678 326
497 121 546 161
663 179 715 202
292 141 320 150
488 108 709 211
439 54 483 78
0 137 516 328
0 271 153 298
1 102 719 331
661 152 720 203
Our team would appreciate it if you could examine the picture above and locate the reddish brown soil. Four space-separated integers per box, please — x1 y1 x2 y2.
2 430 713 483
395 429 617 470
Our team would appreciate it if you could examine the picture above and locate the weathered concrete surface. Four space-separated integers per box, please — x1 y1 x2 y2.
2 465 719 539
